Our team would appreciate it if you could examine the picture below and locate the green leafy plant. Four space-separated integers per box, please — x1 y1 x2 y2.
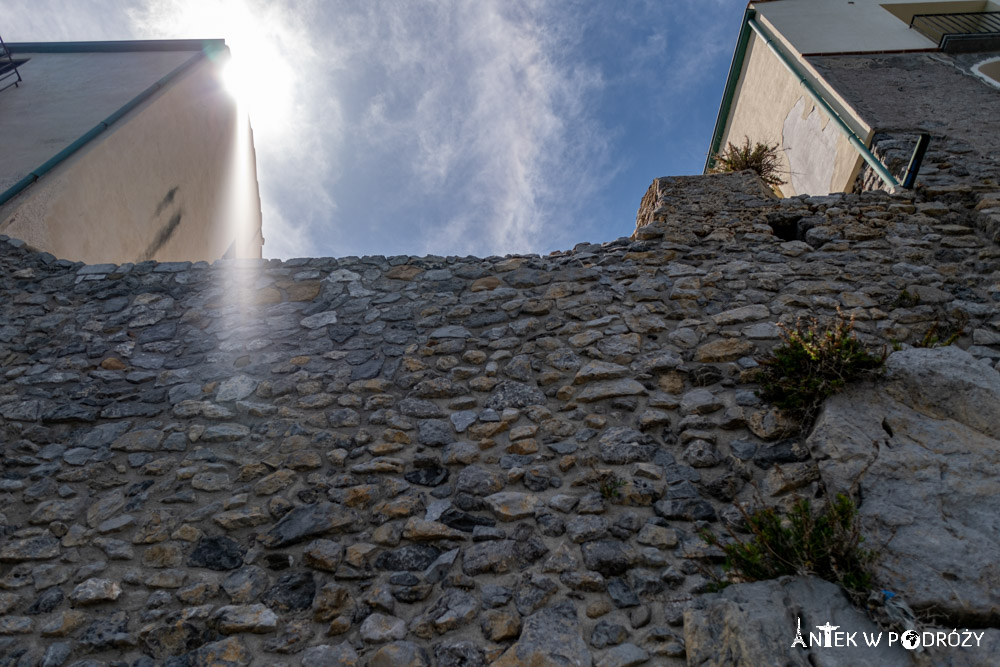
702 495 876 600
754 312 886 428
892 289 918 309
912 319 962 349
582 462 628 500
892 316 965 351
599 476 626 500
710 136 786 187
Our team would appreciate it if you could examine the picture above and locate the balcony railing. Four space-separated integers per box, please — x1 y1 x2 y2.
910 11 1000 52
0 34 23 94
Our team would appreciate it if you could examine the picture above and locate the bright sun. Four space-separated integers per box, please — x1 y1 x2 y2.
147 0 295 136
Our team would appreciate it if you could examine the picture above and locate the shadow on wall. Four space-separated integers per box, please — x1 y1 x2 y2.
140 185 183 261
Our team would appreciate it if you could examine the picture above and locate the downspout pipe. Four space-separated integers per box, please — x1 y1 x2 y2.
0 45 225 209
746 18 900 191
902 133 930 189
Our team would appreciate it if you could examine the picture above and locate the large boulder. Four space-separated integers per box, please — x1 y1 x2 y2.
683 576 909 666
808 347 1000 622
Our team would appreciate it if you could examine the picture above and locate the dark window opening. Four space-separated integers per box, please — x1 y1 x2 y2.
766 212 806 242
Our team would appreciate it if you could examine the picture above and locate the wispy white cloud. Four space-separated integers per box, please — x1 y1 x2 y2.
7 0 747 259
117 0 615 257
4 0 143 41
320 0 612 256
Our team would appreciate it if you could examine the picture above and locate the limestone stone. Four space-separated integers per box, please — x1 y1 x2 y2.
212 604 278 634
181 636 252 666
481 609 521 641
303 539 345 571
574 360 630 384
222 566 271 604
0 535 60 562
216 375 258 402
402 518 466 541
69 579 121 605
711 304 770 326
683 577 908 666
368 641 432 666
258 502 357 547
809 347 1000 619
576 379 647 403
493 601 592 667
598 427 657 464
694 338 754 362
747 407 796 440
581 541 633 577
301 311 339 328
485 381 546 410
462 540 518 576
594 643 649 667
360 613 407 643
679 388 723 415
635 524 677 548
0 617 33 634
485 492 539 521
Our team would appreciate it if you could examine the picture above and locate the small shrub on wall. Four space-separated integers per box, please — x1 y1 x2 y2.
754 311 885 429
711 136 786 188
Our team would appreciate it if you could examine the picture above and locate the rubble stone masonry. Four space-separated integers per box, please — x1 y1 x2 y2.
0 170 998 665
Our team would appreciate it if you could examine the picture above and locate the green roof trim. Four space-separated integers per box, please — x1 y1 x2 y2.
705 8 755 174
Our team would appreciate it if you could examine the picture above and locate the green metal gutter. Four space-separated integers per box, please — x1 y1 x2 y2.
705 8 755 174
704 11 899 191
0 42 229 209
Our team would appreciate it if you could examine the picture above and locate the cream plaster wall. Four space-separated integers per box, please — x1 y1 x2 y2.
720 32 865 196
0 56 263 263
753 0 994 54
0 50 193 194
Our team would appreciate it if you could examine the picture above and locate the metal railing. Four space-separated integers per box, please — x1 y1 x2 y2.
910 11 1000 52
0 33 23 93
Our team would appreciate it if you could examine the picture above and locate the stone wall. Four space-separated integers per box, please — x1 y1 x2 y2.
806 51 1000 245
1 171 999 666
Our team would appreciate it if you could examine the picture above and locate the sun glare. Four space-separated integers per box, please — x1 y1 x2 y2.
148 0 295 136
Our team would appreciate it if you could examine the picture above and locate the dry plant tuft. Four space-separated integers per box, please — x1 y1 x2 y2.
711 136 786 187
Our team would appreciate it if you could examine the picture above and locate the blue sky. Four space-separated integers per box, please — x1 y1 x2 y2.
5 0 747 259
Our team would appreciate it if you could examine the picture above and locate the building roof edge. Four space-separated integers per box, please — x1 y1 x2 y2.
5 39 228 54
704 8 756 174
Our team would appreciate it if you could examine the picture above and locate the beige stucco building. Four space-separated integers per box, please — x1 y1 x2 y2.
708 0 1000 197
0 39 263 263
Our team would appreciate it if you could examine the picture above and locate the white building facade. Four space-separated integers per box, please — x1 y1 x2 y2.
708 0 1000 196
0 39 263 263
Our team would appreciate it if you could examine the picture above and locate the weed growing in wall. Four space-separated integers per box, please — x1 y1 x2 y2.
754 312 885 428
702 495 876 600
710 136 786 187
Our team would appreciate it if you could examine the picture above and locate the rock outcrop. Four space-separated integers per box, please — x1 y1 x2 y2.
684 576 911 666
809 346 1000 624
